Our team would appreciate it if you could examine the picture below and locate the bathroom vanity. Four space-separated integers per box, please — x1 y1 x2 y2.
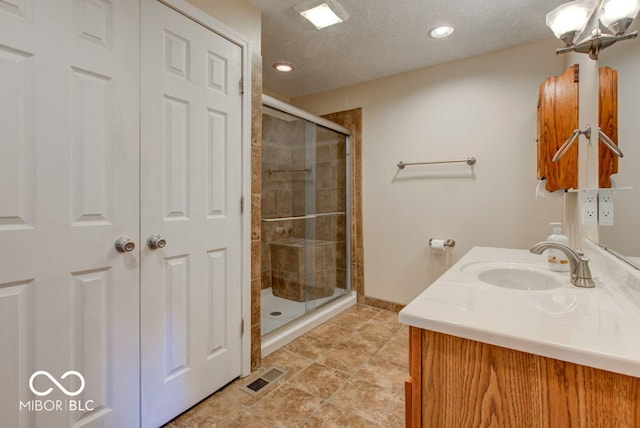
399 245 640 427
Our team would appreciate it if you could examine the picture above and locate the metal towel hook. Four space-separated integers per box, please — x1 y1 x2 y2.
553 125 624 162
552 125 591 162
598 129 624 158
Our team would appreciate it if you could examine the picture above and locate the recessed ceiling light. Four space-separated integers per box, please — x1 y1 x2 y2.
295 0 349 30
273 61 294 72
428 25 455 39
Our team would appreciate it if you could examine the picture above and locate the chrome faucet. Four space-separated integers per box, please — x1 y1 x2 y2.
529 241 595 288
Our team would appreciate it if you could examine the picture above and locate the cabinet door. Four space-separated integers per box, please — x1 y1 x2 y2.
0 1 140 426
537 65 579 192
599 67 619 189
140 1 244 426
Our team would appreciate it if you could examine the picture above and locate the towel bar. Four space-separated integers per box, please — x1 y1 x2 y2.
397 157 476 169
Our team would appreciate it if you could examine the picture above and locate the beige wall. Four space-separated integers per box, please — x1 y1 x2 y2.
186 0 261 51
293 38 568 304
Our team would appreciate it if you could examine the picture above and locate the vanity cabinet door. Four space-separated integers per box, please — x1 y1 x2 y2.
406 328 640 427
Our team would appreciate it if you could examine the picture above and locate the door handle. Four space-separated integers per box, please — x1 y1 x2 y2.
147 234 167 250
115 237 136 253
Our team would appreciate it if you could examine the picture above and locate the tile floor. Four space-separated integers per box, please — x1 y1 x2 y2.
164 304 408 427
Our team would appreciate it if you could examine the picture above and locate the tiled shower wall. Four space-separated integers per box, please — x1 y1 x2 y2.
321 110 365 303
250 53 263 370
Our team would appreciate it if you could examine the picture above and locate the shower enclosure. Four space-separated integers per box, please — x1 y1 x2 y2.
261 95 353 346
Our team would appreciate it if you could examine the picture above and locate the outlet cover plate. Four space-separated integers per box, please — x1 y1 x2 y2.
599 189 614 226
581 189 598 225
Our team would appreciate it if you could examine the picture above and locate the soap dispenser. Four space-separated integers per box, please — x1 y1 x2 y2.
546 222 570 272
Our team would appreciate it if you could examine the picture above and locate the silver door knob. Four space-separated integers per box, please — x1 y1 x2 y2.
115 237 135 253
147 234 167 250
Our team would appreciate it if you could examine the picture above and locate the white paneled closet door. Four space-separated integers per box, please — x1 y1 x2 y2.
0 1 140 427
140 1 244 427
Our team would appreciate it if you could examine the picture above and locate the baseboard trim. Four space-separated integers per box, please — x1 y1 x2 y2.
359 294 405 313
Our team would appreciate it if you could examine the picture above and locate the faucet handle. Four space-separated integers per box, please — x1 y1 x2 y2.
573 257 595 288
572 275 596 288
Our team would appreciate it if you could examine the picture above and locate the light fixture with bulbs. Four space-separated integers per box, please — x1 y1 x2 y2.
295 0 349 30
546 0 640 59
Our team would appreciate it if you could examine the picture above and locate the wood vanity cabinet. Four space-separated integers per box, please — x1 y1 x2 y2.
537 64 619 192
405 327 640 427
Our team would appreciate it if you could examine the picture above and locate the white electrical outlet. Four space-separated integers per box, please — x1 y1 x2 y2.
599 189 614 226
581 189 598 225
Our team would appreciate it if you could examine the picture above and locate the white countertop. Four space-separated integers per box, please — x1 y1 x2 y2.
399 244 640 378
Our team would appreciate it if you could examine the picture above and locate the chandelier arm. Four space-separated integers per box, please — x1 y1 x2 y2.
615 31 638 42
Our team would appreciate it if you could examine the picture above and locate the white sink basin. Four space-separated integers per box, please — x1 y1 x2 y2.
462 261 564 291
478 267 563 290
400 245 640 379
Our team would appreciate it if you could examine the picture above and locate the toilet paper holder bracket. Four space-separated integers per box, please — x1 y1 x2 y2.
429 238 456 248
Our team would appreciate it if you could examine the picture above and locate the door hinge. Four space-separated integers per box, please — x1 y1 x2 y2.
240 196 244 214
241 318 245 336
239 76 244 95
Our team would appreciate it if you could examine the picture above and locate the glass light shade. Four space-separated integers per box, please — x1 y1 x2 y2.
546 1 592 40
273 62 294 72
428 25 455 39
299 3 343 29
600 0 640 33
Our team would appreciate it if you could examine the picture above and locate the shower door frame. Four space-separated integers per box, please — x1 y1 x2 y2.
261 94 353 322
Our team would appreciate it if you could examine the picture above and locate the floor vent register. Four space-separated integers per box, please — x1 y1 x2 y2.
239 366 287 396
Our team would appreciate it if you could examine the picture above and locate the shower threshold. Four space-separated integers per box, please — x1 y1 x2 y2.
261 288 356 358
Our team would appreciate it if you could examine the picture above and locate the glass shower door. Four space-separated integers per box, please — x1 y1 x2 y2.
302 123 348 314
261 104 349 335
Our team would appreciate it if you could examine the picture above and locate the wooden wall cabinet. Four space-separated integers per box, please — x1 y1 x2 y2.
599 67 619 188
537 65 619 192
405 327 640 427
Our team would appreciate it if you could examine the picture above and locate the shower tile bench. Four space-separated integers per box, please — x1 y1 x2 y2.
270 238 338 301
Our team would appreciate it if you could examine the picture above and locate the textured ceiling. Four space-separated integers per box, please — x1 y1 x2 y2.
246 0 568 98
